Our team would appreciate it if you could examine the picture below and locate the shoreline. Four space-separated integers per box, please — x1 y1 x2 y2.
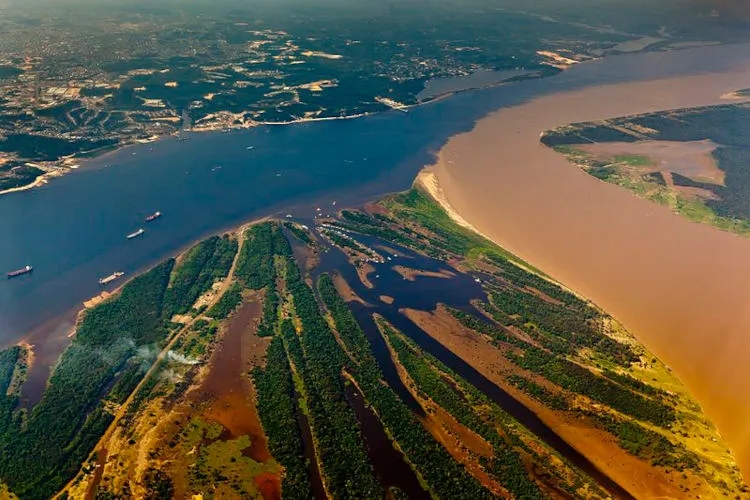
0 70 554 198
427 57 750 478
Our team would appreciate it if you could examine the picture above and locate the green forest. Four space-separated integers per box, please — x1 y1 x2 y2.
0 230 243 499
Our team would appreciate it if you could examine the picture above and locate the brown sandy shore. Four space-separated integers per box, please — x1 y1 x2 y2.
426 60 750 478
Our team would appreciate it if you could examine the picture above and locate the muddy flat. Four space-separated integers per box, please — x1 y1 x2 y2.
578 139 725 184
431 51 750 476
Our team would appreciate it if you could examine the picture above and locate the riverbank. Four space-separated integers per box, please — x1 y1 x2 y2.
0 68 555 198
427 50 750 478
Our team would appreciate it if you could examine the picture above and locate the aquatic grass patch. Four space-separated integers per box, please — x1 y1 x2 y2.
613 154 652 166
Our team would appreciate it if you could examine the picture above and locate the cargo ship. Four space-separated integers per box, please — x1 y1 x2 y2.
7 265 33 279
145 211 161 222
99 272 124 285
127 228 145 239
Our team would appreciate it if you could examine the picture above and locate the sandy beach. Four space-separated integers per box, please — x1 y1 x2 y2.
427 56 750 477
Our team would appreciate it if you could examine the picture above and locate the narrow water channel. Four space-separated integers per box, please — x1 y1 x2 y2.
292 387 327 500
344 383 431 499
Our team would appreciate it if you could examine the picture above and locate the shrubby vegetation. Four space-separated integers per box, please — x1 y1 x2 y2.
506 346 675 427
588 413 697 470
507 375 569 411
488 286 636 365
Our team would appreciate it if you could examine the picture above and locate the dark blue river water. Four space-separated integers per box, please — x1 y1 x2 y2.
1 42 748 344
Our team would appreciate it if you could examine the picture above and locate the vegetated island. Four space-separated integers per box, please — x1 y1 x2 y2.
542 101 750 236
0 183 745 499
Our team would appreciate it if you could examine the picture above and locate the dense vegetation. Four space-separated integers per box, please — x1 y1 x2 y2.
233 223 290 336
0 347 20 397
0 228 249 498
283 260 383 498
205 282 243 320
283 221 314 245
0 163 44 192
507 375 569 411
355 189 710 484
162 235 238 318
487 284 636 365
383 325 551 499
0 134 117 162
252 337 312 498
0 347 22 439
451 299 674 430
318 274 495 498
0 260 174 499
588 413 696 470
234 223 291 289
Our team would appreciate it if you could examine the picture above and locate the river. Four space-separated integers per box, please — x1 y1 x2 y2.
2 43 748 346
431 43 750 477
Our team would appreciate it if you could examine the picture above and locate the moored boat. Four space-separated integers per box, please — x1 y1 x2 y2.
99 272 125 285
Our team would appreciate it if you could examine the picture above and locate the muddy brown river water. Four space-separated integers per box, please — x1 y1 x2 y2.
432 54 750 476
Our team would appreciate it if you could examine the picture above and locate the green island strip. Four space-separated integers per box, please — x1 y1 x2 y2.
316 273 492 499
252 336 312 498
378 320 605 498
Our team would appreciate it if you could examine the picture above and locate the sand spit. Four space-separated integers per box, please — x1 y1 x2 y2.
429 57 750 477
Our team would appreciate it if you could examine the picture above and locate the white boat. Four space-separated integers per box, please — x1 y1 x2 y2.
127 228 145 239
99 272 125 285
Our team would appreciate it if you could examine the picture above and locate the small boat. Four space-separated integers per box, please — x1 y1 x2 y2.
145 211 161 222
7 265 32 279
99 272 125 285
127 228 145 239
246 146 255 150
